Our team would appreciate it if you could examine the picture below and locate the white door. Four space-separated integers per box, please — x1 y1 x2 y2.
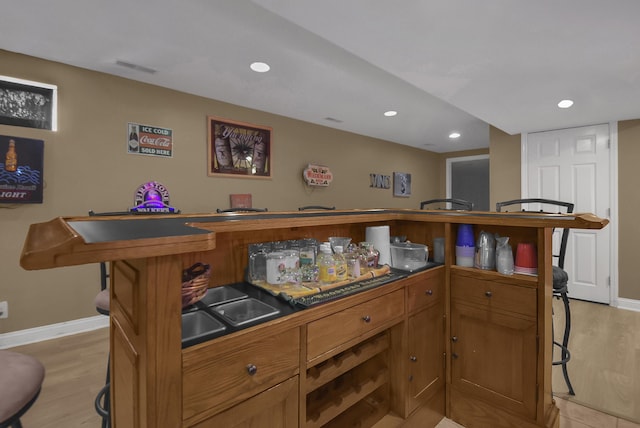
524 124 611 304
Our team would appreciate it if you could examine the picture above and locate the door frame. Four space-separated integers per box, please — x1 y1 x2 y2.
520 122 619 307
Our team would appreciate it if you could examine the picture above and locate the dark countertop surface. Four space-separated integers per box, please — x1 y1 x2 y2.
179 265 437 348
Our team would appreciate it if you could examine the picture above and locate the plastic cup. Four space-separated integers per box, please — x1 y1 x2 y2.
456 224 475 247
514 242 537 275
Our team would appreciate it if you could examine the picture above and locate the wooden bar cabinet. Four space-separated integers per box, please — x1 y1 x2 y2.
20 209 607 428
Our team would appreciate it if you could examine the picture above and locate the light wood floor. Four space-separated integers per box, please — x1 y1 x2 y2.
552 298 640 424
6 299 640 427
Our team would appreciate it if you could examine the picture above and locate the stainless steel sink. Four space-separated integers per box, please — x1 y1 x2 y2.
182 310 226 344
212 297 280 326
200 285 248 306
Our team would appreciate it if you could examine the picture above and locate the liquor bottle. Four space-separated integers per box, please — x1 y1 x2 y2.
333 246 348 281
5 140 17 172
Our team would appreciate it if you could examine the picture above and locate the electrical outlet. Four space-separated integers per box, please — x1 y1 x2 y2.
0 301 7 319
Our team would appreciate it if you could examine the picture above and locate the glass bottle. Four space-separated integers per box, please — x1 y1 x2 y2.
318 244 336 284
345 249 361 278
360 242 379 270
333 245 348 281
299 243 318 282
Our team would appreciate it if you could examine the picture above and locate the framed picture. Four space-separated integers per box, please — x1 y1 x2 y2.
207 116 272 178
0 134 44 203
393 172 411 197
0 76 57 130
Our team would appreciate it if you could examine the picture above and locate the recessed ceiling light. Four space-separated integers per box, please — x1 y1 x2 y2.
449 132 461 139
250 62 270 73
384 110 397 117
558 99 574 108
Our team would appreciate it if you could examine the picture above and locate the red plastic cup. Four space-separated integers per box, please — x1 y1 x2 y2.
514 242 537 275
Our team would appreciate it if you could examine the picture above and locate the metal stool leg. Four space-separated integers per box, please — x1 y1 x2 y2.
560 292 575 395
95 352 111 428
552 291 575 395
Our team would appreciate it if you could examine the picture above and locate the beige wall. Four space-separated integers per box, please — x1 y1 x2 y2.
617 120 640 300
489 126 521 209
0 50 442 332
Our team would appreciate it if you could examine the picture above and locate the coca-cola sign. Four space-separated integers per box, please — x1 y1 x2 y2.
127 122 173 157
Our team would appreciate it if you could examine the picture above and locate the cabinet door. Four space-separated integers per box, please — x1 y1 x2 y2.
190 376 298 428
450 302 537 419
407 304 445 414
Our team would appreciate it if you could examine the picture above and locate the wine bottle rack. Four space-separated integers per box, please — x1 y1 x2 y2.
306 332 390 428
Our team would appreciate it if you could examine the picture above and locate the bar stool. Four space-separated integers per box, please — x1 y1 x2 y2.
420 198 473 211
298 205 336 211
0 350 45 428
89 210 130 428
496 198 575 395
217 207 267 213
93 261 111 428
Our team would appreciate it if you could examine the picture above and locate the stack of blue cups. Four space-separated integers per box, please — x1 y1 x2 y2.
456 224 475 267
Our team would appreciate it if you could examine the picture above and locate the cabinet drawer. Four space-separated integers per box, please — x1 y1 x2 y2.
451 274 536 318
307 289 404 362
407 268 444 313
182 327 300 422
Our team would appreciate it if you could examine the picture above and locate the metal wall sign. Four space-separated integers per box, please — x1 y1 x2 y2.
369 173 390 189
303 164 333 186
127 122 173 157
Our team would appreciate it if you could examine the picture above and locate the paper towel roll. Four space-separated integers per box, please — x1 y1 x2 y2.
366 225 391 266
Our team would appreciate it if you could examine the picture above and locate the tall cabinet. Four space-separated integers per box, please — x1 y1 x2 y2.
20 210 607 428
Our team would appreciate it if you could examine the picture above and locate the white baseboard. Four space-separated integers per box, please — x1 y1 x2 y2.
616 297 640 312
0 315 109 349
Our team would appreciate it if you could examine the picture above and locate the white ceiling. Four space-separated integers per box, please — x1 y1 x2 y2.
3 0 640 153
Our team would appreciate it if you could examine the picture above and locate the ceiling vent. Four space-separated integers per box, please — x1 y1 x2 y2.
115 60 157 74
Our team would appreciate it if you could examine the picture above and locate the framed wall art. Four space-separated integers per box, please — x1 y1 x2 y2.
393 171 412 197
0 76 57 130
207 116 272 178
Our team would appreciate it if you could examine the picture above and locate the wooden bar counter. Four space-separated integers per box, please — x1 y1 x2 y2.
20 209 608 428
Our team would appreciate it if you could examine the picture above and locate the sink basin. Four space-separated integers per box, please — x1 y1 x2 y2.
212 298 280 326
182 311 226 345
200 285 248 306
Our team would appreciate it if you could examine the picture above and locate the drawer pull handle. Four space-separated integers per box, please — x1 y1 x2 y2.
485 291 492 298
451 336 458 342
410 355 417 362
425 289 433 296
452 353 459 359
362 315 371 323
246 364 257 376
